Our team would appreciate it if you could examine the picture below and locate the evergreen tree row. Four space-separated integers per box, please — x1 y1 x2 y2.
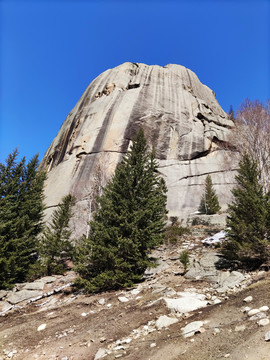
0 150 46 288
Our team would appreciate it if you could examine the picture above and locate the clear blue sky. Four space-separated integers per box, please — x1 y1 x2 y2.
1 0 269 163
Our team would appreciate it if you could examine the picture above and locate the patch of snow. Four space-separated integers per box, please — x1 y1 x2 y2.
202 230 226 245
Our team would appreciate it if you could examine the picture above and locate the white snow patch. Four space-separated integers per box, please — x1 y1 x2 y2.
202 230 226 245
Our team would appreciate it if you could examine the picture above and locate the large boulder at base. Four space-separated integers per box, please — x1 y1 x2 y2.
40 62 237 236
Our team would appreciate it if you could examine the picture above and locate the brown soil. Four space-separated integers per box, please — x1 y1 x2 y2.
1 230 270 360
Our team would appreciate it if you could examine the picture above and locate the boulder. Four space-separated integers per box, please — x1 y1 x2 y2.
181 321 204 338
7 290 43 305
0 290 7 300
164 292 208 313
155 315 179 330
185 252 221 282
0 301 12 313
40 62 237 236
23 281 45 290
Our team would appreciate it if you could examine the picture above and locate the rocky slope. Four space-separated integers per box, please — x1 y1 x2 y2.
40 63 237 236
1 225 270 360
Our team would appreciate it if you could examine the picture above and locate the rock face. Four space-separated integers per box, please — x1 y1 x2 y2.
41 62 237 235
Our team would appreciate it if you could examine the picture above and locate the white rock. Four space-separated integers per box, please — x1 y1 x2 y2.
118 296 129 303
113 345 124 351
150 343 156 348
94 348 107 360
265 331 270 341
155 315 179 330
243 296 253 303
249 312 266 321
258 318 269 326
98 298 106 305
259 305 269 312
182 321 204 338
235 325 246 332
165 295 208 313
130 289 141 296
81 312 87 317
37 323 47 331
213 298 222 305
122 338 132 344
247 309 260 316
242 306 251 313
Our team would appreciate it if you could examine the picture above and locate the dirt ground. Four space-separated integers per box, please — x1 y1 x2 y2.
1 272 270 360
1 227 270 360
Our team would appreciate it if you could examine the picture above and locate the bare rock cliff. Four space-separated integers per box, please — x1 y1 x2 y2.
41 62 237 234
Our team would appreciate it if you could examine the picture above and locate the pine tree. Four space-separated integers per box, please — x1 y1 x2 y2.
75 128 167 293
0 150 46 288
199 175 221 215
39 194 75 276
222 153 269 269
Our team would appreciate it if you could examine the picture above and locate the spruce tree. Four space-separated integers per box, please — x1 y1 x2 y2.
223 153 269 268
75 128 167 293
199 174 221 215
39 194 75 276
0 150 46 288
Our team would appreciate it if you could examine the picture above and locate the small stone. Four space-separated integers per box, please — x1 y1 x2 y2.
242 306 251 313
247 309 260 316
249 312 266 321
258 318 270 326
259 305 269 312
122 338 132 344
182 321 204 338
243 296 253 303
113 345 124 351
107 303 112 308
214 328 220 334
224 354 230 358
130 289 140 296
213 298 222 305
98 298 106 305
150 343 156 348
235 325 246 332
94 348 107 360
265 331 270 341
37 323 46 331
100 337 106 343
81 312 87 317
118 296 129 303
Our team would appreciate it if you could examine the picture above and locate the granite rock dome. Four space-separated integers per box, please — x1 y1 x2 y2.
41 62 237 234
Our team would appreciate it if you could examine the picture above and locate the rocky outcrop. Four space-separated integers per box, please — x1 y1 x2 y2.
41 62 237 235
